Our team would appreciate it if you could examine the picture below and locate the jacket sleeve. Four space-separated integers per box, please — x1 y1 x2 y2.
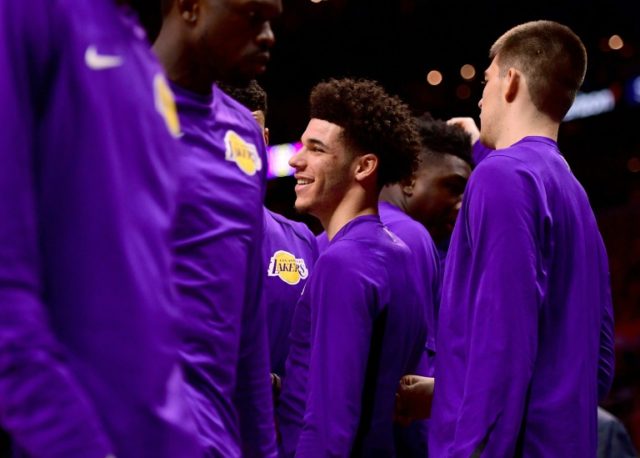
234 147 277 458
0 3 113 457
597 245 615 401
295 254 375 457
447 162 540 457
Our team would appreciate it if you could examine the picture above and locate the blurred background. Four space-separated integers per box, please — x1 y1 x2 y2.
137 0 640 449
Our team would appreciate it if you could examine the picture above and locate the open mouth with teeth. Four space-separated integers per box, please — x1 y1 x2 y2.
295 177 314 193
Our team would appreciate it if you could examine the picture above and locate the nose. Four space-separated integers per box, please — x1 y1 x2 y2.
257 21 276 49
478 98 482 110
289 147 306 169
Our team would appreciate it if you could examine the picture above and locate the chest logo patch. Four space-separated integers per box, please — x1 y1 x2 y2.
153 74 181 138
224 130 262 176
268 250 309 285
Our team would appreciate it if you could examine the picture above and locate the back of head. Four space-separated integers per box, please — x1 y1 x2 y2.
490 20 587 122
309 78 420 188
415 113 473 168
217 80 268 114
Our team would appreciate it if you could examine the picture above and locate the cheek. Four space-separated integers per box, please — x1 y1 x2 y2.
428 188 455 213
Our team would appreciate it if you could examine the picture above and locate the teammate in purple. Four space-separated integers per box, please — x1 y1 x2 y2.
278 78 427 456
218 80 319 380
154 1 282 456
0 1 202 457
378 114 472 457
398 20 615 457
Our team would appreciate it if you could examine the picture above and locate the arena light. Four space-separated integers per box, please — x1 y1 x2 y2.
564 89 616 121
629 76 640 104
267 142 302 178
426 70 443 86
460 64 476 80
608 34 624 51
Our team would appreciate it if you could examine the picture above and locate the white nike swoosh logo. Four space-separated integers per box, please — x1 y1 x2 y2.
85 45 123 70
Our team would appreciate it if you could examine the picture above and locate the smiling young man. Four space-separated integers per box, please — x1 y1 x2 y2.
277 78 428 457
419 20 615 457
154 0 282 456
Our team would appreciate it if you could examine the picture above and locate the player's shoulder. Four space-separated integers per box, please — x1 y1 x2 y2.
384 211 429 240
470 147 537 192
265 209 317 246
214 85 258 125
318 237 366 267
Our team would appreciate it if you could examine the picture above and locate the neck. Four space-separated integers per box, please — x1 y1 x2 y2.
378 185 406 212
494 101 560 150
153 22 215 95
321 185 378 241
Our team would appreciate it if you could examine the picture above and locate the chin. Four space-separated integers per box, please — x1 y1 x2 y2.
294 200 311 215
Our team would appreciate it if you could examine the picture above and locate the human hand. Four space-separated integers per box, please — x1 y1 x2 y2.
271 373 282 402
394 375 435 426
447 117 480 144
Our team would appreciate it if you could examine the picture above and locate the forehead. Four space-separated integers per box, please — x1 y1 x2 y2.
301 118 344 145
485 57 500 76
419 153 471 178
217 0 282 15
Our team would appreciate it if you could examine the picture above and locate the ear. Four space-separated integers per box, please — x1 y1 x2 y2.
402 177 416 196
354 153 378 183
263 127 270 146
178 0 199 24
504 67 520 103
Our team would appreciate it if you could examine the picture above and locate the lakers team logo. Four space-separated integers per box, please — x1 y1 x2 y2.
267 250 309 285
224 130 262 176
153 74 181 137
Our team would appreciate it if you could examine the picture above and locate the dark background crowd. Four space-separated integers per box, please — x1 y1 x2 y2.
133 0 640 449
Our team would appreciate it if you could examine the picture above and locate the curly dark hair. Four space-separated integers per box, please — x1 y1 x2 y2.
217 80 268 114
309 78 420 188
415 113 473 168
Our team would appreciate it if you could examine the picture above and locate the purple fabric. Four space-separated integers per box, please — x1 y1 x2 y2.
279 215 427 457
378 202 441 457
263 209 318 376
431 136 615 457
172 83 276 457
472 139 493 165
378 201 441 363
0 1 201 457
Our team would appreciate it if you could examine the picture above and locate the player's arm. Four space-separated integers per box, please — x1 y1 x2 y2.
295 254 375 457
0 3 113 456
235 219 278 458
277 292 312 458
448 161 540 457
394 375 435 425
597 247 615 400
447 117 493 164
235 270 278 457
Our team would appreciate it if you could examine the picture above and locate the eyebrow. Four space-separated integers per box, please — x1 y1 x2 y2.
445 173 469 181
304 138 328 149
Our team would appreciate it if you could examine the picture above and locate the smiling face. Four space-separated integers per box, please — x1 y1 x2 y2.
288 119 357 223
478 57 505 149
405 153 471 242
